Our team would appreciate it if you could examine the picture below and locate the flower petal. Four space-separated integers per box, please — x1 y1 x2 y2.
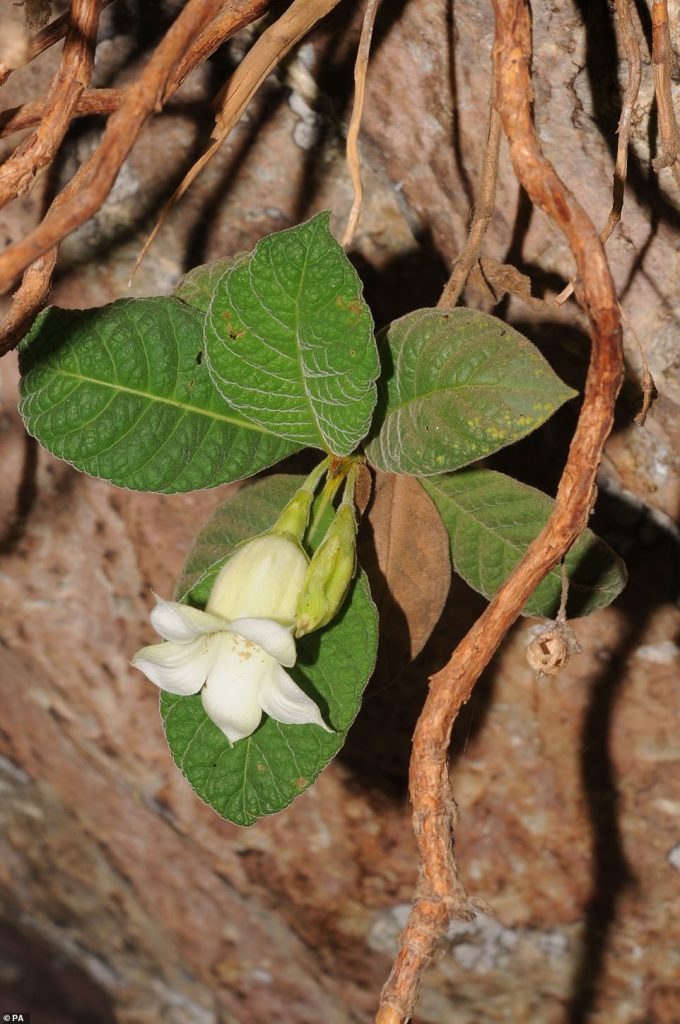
258 662 332 732
201 633 268 744
230 617 297 667
150 596 229 643
206 534 309 625
131 637 214 695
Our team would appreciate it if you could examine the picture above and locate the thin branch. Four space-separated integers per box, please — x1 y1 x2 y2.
556 0 642 304
375 1 623 1020
341 0 381 248
0 0 115 87
438 84 502 309
468 255 552 311
0 0 101 210
0 0 272 141
604 0 642 240
651 0 680 190
132 0 345 277
0 89 119 138
617 301 657 425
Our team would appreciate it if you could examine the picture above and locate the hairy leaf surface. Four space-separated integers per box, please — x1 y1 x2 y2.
204 212 379 455
19 299 300 492
365 308 576 475
422 468 626 617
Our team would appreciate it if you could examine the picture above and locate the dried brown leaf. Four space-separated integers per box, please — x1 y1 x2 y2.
353 462 373 517
467 256 552 310
359 472 451 678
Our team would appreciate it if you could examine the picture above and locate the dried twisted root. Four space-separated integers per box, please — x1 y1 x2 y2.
374 2 623 1021
0 0 272 140
0 0 101 210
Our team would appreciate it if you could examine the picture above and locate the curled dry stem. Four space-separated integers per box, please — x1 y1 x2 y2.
375 2 623 1021
556 0 642 305
0 0 101 210
132 0 344 277
438 80 502 309
341 0 381 248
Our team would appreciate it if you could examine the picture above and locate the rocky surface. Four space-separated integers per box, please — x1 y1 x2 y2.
1 1 680 1022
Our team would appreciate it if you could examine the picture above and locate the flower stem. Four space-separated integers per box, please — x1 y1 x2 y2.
340 464 357 510
307 472 344 545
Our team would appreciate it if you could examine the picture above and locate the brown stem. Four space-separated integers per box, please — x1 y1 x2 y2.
617 301 656 426
604 0 642 240
0 0 274 353
651 0 680 190
0 89 120 138
556 0 642 305
0 0 273 141
342 0 381 248
132 0 344 277
0 0 115 87
0 0 228 298
375 2 623 1020
438 83 502 309
0 0 101 210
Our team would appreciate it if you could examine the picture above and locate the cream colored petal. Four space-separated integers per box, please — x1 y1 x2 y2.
150 596 228 643
201 633 268 744
131 637 214 695
257 662 332 732
206 534 309 624
230 617 296 668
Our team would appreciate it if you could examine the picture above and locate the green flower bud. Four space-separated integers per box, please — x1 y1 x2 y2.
295 504 357 637
272 488 314 544
270 458 330 543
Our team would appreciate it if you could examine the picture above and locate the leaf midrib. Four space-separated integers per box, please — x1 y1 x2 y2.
45 366 276 436
385 378 570 417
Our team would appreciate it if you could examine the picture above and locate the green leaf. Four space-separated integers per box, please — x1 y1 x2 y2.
18 298 301 493
174 253 247 313
364 308 576 475
160 473 379 826
204 211 379 455
421 468 626 617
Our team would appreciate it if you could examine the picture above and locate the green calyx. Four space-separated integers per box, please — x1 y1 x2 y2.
271 458 330 543
295 474 358 637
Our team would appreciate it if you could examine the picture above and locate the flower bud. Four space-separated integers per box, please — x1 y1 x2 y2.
295 504 357 636
207 533 309 626
271 488 314 543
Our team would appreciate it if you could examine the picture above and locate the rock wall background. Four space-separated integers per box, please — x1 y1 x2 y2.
1 1 680 1022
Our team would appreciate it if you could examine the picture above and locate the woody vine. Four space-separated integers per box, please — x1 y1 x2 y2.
1 0 669 1020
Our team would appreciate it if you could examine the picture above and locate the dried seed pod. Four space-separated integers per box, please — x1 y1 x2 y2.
526 622 581 677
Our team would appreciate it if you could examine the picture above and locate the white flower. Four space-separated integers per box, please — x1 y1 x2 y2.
132 534 331 745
